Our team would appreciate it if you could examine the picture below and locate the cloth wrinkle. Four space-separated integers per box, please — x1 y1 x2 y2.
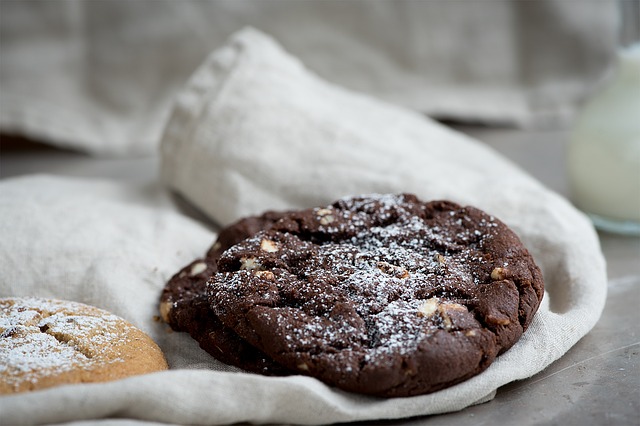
0 27 607 426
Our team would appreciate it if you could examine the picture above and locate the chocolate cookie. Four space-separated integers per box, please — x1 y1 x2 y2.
1 297 168 394
208 194 544 397
160 211 292 375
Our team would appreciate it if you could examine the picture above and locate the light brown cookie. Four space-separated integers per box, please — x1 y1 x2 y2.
0 297 168 394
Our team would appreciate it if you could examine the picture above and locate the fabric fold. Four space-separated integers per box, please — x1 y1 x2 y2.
1 28 607 425
0 1 617 155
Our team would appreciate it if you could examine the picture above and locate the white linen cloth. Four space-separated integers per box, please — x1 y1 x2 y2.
0 0 619 155
0 28 607 425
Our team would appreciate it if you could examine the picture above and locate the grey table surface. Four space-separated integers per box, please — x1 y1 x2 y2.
1 125 639 426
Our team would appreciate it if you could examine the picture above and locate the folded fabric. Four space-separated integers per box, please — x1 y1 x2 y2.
0 1 618 155
0 174 606 424
1 29 607 425
159 28 583 234
158 27 607 420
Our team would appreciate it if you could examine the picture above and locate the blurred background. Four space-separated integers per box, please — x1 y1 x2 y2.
0 0 636 155
0 0 638 232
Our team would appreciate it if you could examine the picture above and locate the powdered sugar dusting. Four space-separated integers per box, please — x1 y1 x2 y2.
2 332 83 374
212 194 503 369
1 298 129 392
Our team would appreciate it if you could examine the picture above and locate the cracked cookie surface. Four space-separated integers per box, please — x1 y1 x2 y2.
209 194 544 397
160 210 294 375
0 297 167 394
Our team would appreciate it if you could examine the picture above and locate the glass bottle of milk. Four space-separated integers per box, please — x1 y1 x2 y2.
567 44 640 236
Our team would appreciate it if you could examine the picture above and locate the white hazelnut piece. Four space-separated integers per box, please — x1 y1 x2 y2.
316 208 335 225
240 257 262 271
319 215 335 225
260 239 279 253
418 298 439 317
255 270 275 280
491 267 506 280
189 262 208 276
441 313 453 330
159 301 173 323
